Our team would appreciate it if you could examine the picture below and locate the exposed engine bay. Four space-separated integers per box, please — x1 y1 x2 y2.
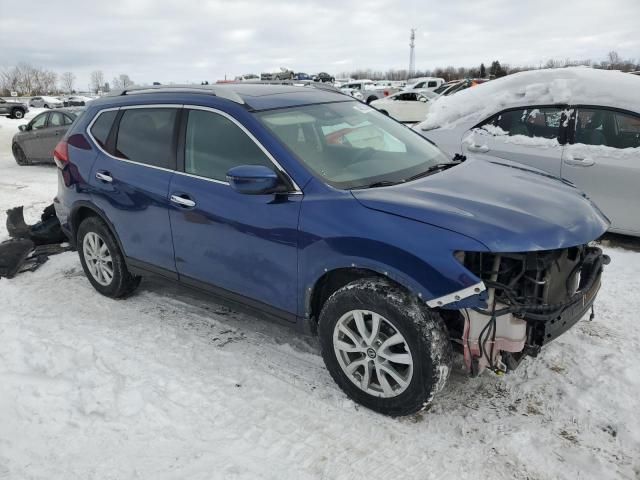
448 245 609 375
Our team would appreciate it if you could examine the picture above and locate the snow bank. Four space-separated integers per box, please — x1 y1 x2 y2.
417 68 640 131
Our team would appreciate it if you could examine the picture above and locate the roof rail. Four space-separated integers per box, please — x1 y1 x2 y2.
241 80 348 96
106 84 246 105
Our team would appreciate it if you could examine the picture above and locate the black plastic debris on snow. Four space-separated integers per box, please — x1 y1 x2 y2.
0 203 72 279
6 204 66 245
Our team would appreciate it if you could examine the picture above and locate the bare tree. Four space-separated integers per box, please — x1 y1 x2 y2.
112 74 134 90
60 72 75 93
90 70 104 93
608 50 621 68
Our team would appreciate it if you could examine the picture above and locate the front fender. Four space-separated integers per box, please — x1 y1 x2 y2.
298 190 490 316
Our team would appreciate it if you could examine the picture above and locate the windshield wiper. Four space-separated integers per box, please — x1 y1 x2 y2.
403 161 461 182
356 180 400 189
356 157 465 189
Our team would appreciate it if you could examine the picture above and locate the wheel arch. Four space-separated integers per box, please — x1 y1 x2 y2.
304 262 430 331
69 201 126 256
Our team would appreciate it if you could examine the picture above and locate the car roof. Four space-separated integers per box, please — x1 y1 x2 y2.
417 67 640 131
91 83 352 111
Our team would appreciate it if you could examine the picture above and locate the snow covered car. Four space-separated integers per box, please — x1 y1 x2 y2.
62 95 93 106
403 77 445 91
370 90 434 122
53 84 609 416
415 67 640 237
340 80 400 104
29 96 64 108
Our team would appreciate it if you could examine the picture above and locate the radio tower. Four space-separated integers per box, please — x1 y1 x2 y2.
408 28 416 79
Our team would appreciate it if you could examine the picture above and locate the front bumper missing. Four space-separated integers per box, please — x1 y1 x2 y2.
524 247 608 347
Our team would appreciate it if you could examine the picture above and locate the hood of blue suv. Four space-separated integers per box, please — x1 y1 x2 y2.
351 157 609 252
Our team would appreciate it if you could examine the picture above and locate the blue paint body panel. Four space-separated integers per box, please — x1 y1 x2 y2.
54 87 609 329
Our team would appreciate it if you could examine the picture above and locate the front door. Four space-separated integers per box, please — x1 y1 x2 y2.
562 107 640 235
21 112 49 159
463 106 567 177
169 107 301 317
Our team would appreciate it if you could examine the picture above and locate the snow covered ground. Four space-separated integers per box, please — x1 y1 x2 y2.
1 111 639 479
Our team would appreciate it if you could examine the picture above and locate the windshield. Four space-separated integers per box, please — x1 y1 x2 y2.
256 101 449 189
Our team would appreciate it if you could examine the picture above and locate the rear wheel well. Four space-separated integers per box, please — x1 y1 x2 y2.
309 268 406 327
366 96 377 104
72 207 100 239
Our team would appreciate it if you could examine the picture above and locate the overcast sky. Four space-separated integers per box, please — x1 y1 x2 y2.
1 0 638 89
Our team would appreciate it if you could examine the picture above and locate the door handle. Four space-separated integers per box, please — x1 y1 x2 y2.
564 156 595 167
170 194 196 208
95 171 113 183
467 143 489 153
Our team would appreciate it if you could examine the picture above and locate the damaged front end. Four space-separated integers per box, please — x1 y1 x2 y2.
447 245 609 375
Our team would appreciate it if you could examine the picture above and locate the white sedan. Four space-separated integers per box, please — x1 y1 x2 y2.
29 96 64 108
415 67 640 236
370 91 433 122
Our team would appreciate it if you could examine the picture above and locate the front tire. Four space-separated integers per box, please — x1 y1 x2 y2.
77 216 141 298
12 108 25 119
318 278 452 416
12 144 30 166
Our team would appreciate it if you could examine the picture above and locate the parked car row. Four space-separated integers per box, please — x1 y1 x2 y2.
257 69 335 82
366 78 488 122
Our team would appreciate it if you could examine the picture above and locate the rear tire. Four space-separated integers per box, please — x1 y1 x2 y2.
318 278 452 416
12 144 30 166
77 216 141 298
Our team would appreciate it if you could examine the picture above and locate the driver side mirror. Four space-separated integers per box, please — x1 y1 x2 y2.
18 124 28 132
226 165 287 195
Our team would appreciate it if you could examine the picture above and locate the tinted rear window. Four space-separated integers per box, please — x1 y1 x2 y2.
115 108 178 169
90 110 117 148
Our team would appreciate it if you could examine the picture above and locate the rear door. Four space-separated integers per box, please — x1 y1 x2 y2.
88 106 180 273
168 107 301 317
463 106 568 177
37 111 68 159
562 107 640 234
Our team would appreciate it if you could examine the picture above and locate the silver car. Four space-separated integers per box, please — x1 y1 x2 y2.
29 96 64 108
417 68 640 236
11 108 84 165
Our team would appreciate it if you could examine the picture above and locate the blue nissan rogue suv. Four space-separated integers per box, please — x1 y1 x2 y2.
53 84 609 416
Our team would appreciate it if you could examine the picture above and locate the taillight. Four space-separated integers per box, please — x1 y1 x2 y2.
53 139 68 169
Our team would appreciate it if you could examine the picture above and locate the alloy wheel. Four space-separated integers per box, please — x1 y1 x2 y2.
82 232 114 286
333 309 414 398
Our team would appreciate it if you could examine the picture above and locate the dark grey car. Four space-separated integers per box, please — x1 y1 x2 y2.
0 98 29 119
12 108 84 165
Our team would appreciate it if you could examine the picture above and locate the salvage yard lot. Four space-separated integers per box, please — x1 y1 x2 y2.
0 112 639 479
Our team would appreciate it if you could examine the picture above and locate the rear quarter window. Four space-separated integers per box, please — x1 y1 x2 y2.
90 110 118 149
